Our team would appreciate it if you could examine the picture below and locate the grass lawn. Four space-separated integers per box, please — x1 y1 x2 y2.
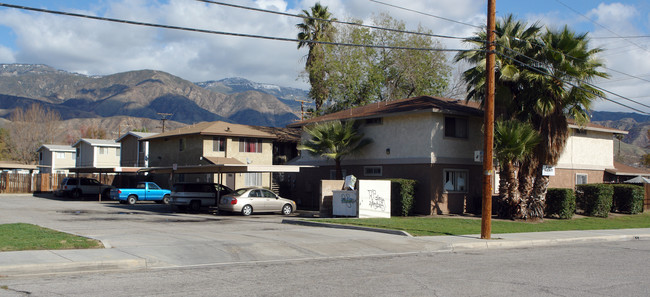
315 212 650 236
0 223 104 252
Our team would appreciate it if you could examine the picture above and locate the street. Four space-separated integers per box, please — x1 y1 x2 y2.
2 240 650 296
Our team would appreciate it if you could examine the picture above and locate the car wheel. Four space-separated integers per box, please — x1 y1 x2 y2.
241 205 253 216
162 194 170 205
101 189 111 200
71 189 82 199
281 204 293 216
127 195 137 205
189 200 201 213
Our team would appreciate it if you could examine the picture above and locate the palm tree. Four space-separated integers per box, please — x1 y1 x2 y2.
296 2 337 112
524 26 608 218
298 120 372 179
494 119 540 219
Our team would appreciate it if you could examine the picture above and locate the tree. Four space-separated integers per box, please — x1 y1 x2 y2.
297 120 372 179
80 125 108 139
457 16 607 220
494 119 540 219
297 2 337 112
311 13 451 113
8 104 60 164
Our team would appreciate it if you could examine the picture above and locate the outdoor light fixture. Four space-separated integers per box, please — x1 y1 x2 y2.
386 148 390 155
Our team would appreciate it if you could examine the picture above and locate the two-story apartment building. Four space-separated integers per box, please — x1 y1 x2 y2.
72 139 121 168
37 144 76 174
116 131 158 167
288 96 485 214
141 121 299 190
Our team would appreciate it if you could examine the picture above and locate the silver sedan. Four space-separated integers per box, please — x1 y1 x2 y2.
218 188 296 216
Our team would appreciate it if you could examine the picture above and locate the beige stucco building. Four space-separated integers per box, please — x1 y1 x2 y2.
141 121 299 190
548 122 627 188
72 139 121 168
37 144 76 174
288 96 485 214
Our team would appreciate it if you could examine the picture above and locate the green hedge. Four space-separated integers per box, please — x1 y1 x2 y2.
612 184 644 214
545 188 576 219
390 179 417 216
576 184 613 218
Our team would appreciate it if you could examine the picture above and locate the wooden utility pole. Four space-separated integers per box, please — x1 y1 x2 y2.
157 113 172 132
481 0 496 240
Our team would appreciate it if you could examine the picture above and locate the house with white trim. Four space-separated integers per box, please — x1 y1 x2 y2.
72 139 121 168
37 144 76 174
116 131 158 167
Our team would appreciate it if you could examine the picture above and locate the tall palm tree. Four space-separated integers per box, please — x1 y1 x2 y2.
524 26 608 218
298 120 372 179
494 119 540 219
297 2 336 112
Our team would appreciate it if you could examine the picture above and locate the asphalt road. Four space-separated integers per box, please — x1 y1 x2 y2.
2 240 649 297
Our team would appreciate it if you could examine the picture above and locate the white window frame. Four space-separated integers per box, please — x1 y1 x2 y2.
56 152 66 159
443 169 468 193
576 173 588 185
99 147 106 154
364 166 383 177
245 173 263 186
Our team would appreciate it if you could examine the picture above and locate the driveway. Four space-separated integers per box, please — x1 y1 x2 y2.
0 194 450 269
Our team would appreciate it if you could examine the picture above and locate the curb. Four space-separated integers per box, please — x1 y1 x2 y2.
448 233 650 251
282 219 413 237
1 258 147 277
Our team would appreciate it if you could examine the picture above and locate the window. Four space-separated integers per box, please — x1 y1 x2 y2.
99 147 106 154
239 138 262 153
576 174 588 185
444 117 468 138
245 173 263 186
213 137 226 152
179 138 185 152
39 152 43 161
443 169 468 193
76 148 80 157
56 152 66 159
364 166 382 177
116 148 120 156
365 118 382 125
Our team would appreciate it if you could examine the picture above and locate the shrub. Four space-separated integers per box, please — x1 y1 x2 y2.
545 188 576 219
576 184 613 218
612 184 644 214
390 179 417 216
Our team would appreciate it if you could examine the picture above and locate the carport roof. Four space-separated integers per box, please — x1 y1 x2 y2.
141 164 311 174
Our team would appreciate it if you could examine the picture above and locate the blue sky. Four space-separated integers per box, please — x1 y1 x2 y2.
0 0 648 113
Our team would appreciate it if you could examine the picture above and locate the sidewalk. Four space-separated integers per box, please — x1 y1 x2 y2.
2 225 649 277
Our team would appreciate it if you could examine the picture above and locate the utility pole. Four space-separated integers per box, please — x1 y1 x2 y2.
294 99 311 120
482 0 496 240
157 113 172 132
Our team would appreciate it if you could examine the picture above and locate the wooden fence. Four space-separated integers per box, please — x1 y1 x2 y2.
0 173 114 194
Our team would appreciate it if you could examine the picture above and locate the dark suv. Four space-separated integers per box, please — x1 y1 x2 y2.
170 182 233 212
56 177 114 199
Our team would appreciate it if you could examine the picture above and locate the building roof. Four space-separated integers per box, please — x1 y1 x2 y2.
287 95 483 128
605 161 650 177
72 139 120 148
141 121 281 141
202 156 245 165
116 131 159 142
567 120 628 135
0 162 38 170
37 144 75 152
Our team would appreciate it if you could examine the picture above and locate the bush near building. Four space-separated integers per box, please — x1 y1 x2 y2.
612 184 644 214
545 188 576 219
390 179 417 216
576 184 614 218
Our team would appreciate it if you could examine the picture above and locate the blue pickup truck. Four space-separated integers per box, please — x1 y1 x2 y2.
110 182 171 205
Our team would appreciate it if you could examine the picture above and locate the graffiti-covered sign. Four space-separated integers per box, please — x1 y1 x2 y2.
358 180 391 218
333 190 357 217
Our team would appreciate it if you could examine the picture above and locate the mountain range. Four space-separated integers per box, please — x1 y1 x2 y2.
0 63 647 166
0 64 309 137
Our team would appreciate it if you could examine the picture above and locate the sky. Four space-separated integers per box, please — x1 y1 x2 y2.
0 0 648 113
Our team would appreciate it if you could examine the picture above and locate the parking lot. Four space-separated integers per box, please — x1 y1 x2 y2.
0 193 449 269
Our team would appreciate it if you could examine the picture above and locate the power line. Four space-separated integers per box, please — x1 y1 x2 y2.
494 45 650 114
554 0 650 54
369 0 483 29
0 3 476 53
196 0 469 40
592 35 650 39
